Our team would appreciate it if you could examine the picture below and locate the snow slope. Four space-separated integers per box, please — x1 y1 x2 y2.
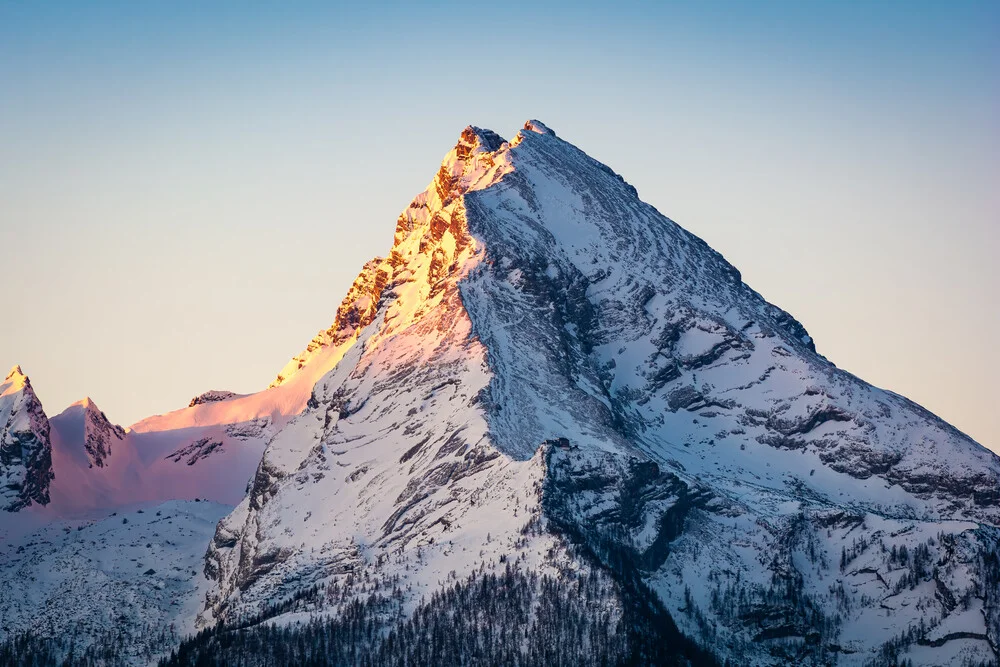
202 121 1000 666
0 500 229 663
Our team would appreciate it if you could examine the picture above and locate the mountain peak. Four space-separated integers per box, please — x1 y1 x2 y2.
202 118 1000 666
2 365 32 398
523 119 555 136
73 396 97 410
61 396 125 469
456 125 505 154
4 364 26 384
270 124 516 390
0 364 52 510
65 396 114 421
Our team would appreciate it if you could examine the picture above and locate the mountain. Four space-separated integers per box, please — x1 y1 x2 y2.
50 397 126 469
0 366 52 512
186 121 1000 665
3 120 999 666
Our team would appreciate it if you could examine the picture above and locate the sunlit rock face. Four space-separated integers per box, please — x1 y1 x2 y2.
0 366 53 511
200 121 1000 665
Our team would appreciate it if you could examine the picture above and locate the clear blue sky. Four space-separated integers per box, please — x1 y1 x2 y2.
1 1 997 449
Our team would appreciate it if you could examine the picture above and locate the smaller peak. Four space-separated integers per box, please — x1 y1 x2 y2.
69 396 100 413
2 365 30 395
523 119 555 137
457 126 506 153
189 390 239 408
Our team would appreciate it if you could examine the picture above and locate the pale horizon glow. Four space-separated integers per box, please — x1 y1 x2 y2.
1 2 997 450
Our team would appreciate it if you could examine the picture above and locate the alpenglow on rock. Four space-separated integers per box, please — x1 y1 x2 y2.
175 121 1000 666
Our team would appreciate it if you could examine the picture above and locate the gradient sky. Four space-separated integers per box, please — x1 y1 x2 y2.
1 1 997 450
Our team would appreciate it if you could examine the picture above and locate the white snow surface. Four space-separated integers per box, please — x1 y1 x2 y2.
0 500 229 663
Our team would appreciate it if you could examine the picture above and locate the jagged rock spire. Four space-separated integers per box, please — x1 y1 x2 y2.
0 365 53 510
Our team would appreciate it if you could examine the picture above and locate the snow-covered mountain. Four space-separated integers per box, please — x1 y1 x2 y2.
0 366 53 512
3 120 999 666
192 121 1000 666
50 397 126 470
